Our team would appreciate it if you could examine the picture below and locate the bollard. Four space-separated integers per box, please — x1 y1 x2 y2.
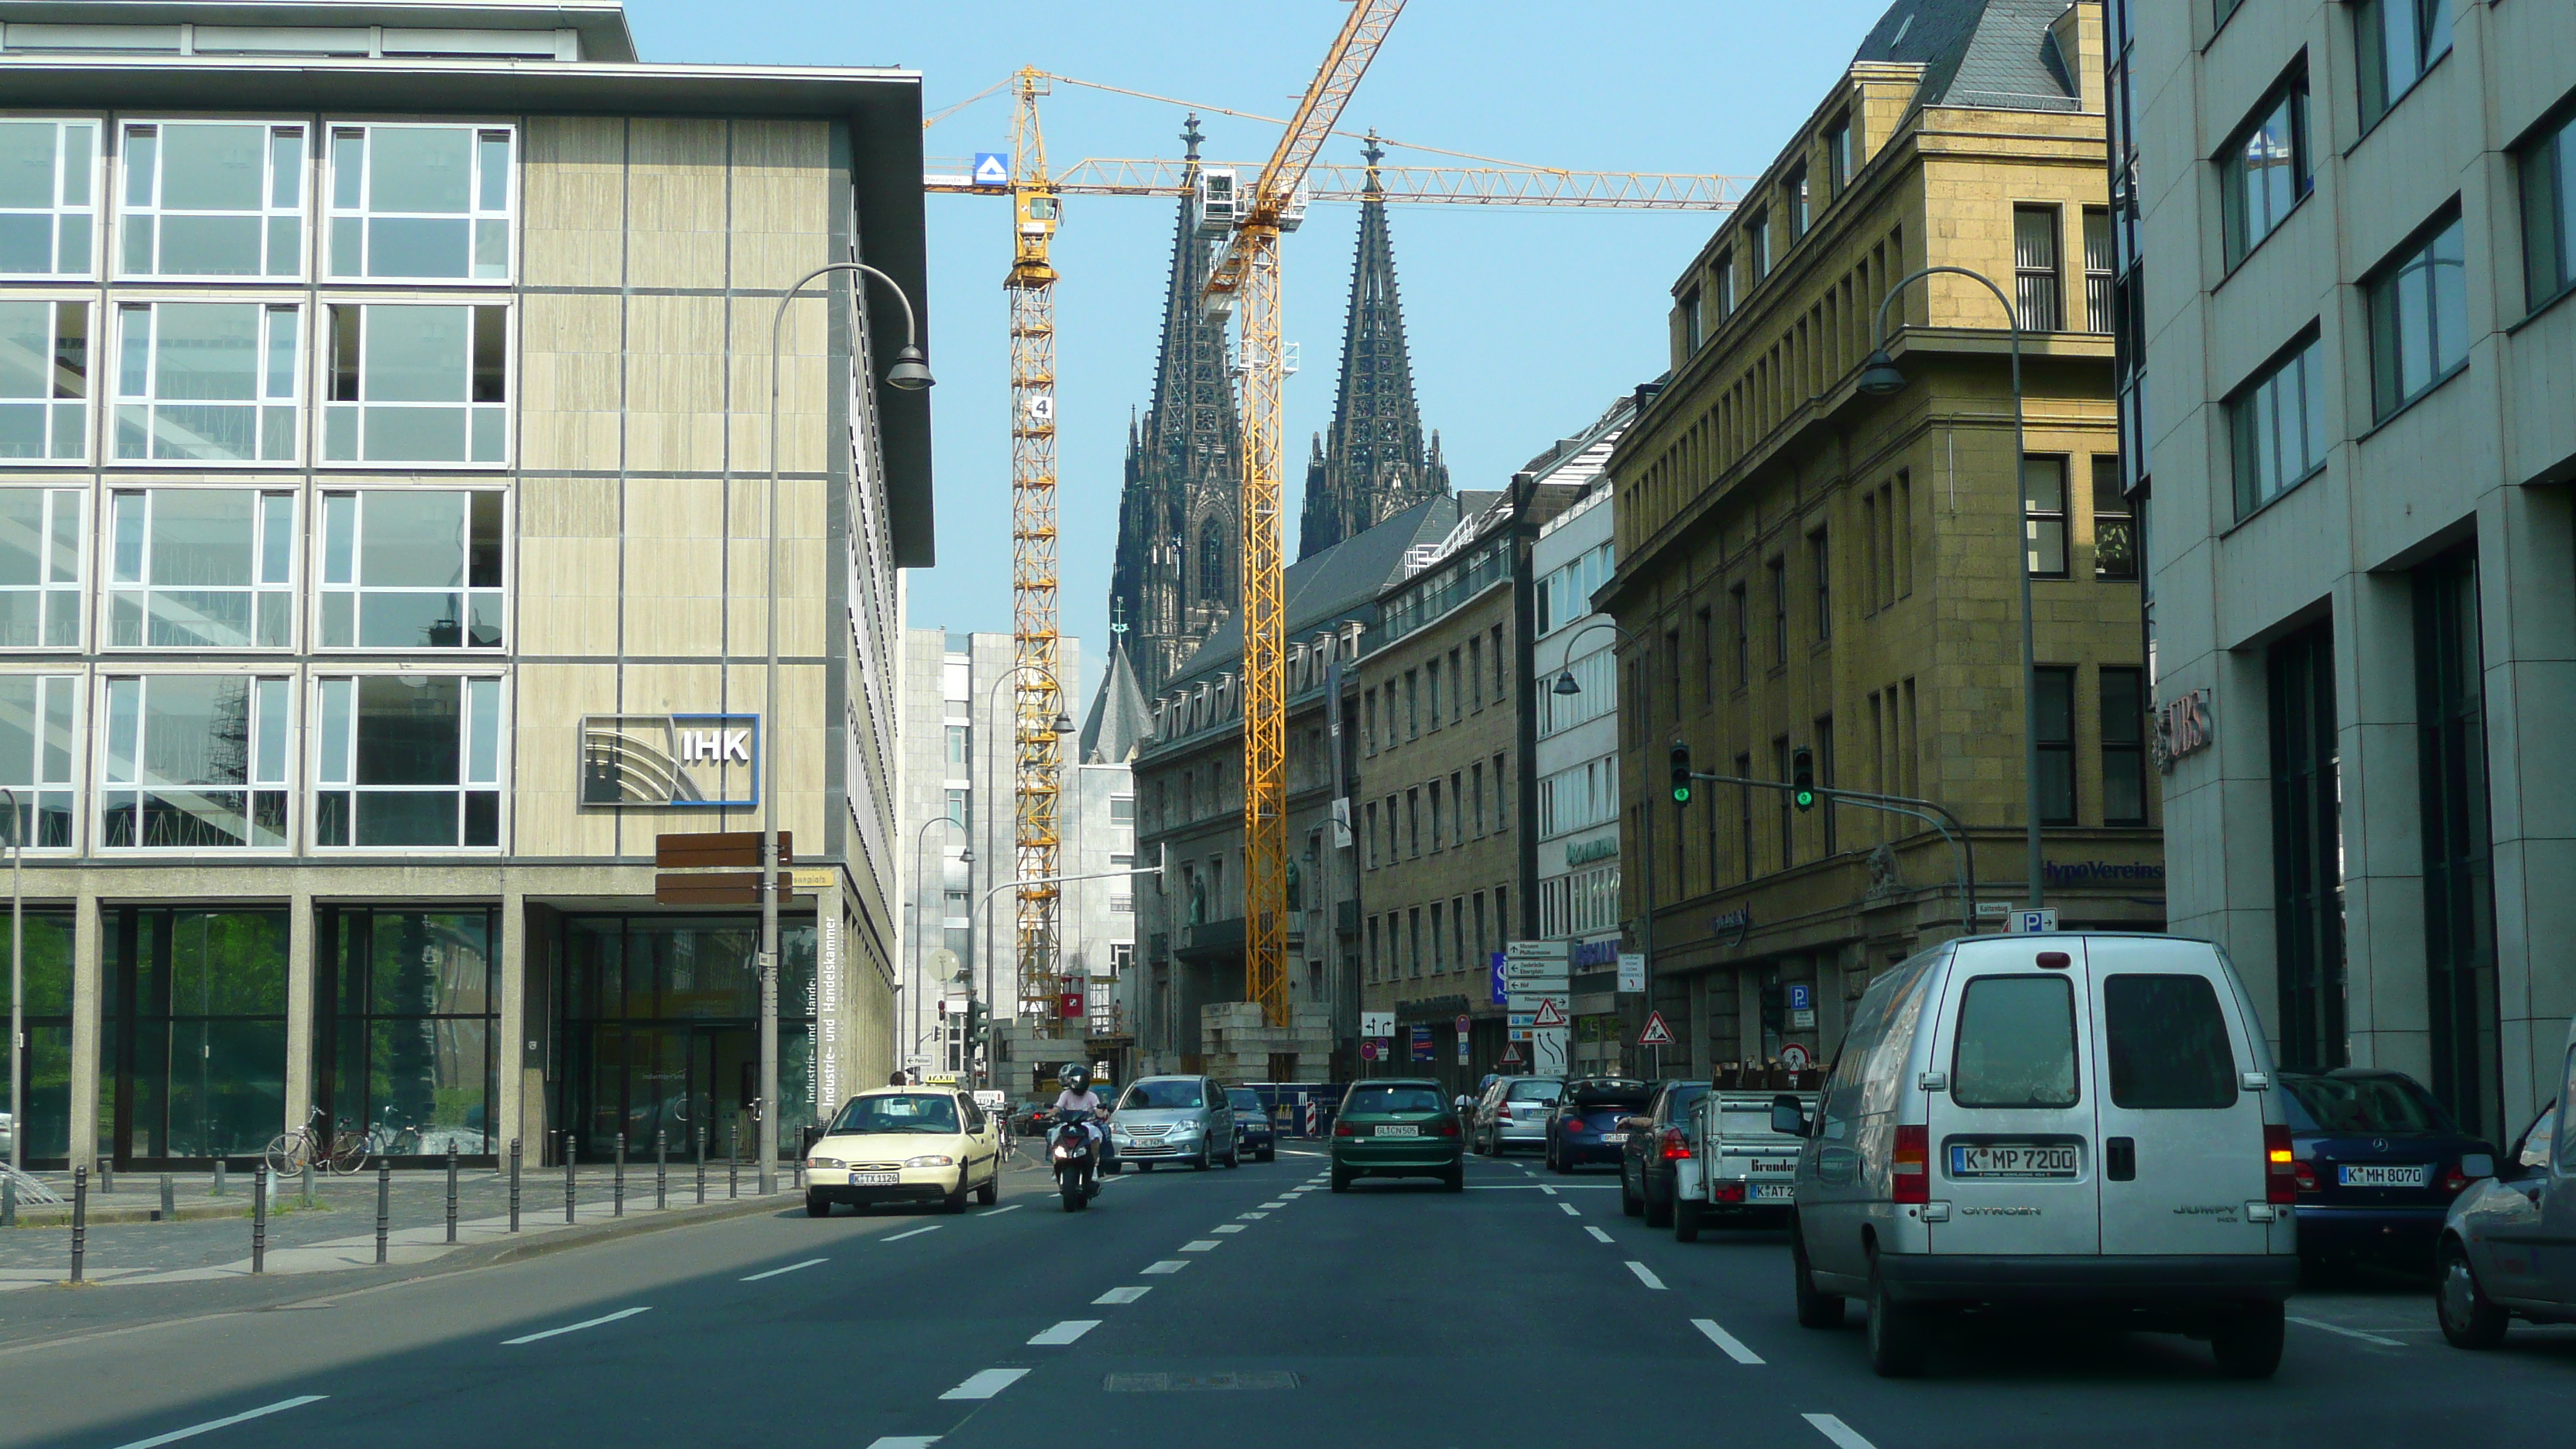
212 1160 226 1197
98 1157 111 1195
613 1131 626 1218
728 1141 739 1200
375 1160 390 1265
655 1129 667 1211
564 1132 577 1224
509 1138 522 1233
3 1174 15 1229
70 1166 87 1283
445 1145 459 1244
250 1166 266 1275
793 1152 803 1192
159 1173 175 1221
301 1162 313 1208
695 1126 706 1206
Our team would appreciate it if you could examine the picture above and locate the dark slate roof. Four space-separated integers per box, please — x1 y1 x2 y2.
1852 0 2079 113
1165 495 1463 689
1078 639 1154 765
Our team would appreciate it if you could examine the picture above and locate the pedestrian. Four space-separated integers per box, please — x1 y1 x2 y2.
889 1070 909 1087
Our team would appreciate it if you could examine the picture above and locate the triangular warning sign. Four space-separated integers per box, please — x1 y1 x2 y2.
1499 1041 1528 1069
1638 1010 1676 1046
1532 997 1568 1029
972 152 1010 187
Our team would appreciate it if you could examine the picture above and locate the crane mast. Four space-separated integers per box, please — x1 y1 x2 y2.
1006 67 1066 1032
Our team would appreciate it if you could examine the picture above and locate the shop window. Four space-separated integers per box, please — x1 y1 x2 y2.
118 121 305 279
326 125 514 282
104 907 289 1164
112 302 302 463
107 488 296 649
0 909 73 1163
323 303 509 464
322 908 499 1158
101 673 291 848
2366 210 2468 420
314 674 503 848
0 673 77 846
0 119 100 277
0 487 81 645
318 489 503 649
0 300 89 461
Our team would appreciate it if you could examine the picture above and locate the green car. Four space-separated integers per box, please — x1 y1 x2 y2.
1330 1079 1465 1191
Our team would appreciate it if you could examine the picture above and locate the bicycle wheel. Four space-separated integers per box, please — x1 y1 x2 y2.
328 1130 368 1174
265 1133 303 1176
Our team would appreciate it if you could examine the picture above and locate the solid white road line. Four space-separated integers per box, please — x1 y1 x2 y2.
2289 1315 2405 1347
111 1396 327 1449
1625 1261 1667 1290
978 1204 1024 1216
1803 1413 1879 1449
940 1368 1029 1400
1212 1224 1245 1233
502 1307 652 1345
741 1258 828 1282
1141 1260 1189 1274
1028 1319 1101 1345
885 1225 942 1242
1094 1286 1152 1304
1584 1226 1615 1244
1692 1317 1766 1364
1181 1239 1221 1252
1558 1202 1582 1217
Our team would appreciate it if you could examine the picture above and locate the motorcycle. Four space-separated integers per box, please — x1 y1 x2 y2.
1048 1107 1104 1211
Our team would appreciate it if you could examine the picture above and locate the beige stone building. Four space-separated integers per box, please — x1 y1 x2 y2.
1597 0 2161 1074
0 1 931 1171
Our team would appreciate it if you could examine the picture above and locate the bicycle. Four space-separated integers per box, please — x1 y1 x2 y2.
266 1105 368 1176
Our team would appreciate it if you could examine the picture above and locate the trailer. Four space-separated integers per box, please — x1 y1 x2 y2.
1670 1064 1824 1242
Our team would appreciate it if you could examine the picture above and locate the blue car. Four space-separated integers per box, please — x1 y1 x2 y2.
1226 1087 1278 1163
2281 1068 2494 1275
1548 1077 1652 1173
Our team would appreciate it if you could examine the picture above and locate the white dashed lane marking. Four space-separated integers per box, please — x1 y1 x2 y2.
1584 1226 1614 1244
1181 1240 1221 1252
940 1368 1029 1400
1625 1261 1667 1290
501 1307 651 1345
1237 1211 1269 1220
108 1396 327 1449
862 1438 939 1449
1212 1224 1246 1233
1094 1286 1152 1304
740 1258 828 1282
1028 1320 1100 1345
884 1225 942 1242
1692 1317 1765 1364
1141 1260 1190 1274
1558 1202 1581 1217
2289 1316 2406 1347
1804 1413 1879 1449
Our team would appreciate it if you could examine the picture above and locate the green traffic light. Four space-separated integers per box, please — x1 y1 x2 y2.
1672 786 1690 803
1793 789 1816 810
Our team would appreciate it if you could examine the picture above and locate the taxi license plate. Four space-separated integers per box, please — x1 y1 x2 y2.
2338 1163 2429 1187
850 1170 898 1187
1375 1125 1420 1138
1749 1181 1796 1201
1947 1143 2078 1178
1600 1132 1628 1143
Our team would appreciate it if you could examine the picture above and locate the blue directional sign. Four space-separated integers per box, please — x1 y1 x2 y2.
1490 953 1508 1006
971 152 1009 187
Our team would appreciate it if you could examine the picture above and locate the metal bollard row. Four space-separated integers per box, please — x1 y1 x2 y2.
374 1160 391 1265
509 1137 523 1232
250 1165 266 1275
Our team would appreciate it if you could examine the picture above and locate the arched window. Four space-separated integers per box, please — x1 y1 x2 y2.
1199 522 1226 599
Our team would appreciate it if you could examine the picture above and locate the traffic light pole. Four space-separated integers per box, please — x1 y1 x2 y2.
1688 773 1978 938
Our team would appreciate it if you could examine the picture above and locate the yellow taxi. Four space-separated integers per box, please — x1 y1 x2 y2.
804 1086 1003 1216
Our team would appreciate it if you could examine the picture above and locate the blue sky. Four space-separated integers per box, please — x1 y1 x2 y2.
622 0 1894 690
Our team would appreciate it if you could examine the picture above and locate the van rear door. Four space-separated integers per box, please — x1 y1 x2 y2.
2084 937 2270 1255
1923 939 2100 1255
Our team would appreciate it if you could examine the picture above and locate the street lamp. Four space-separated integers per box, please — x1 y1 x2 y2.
1861 265 2043 910
759 260 934 1194
1547 618 1646 1069
911 813 973 1084
2 786 19 1176
975 663 1076 1088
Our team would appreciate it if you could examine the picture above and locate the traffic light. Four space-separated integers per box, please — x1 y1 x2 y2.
1791 746 1817 812
964 999 991 1049
1669 741 1693 807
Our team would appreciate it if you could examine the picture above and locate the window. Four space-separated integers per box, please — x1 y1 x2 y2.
0 301 87 463
319 490 504 649
2355 0 2451 133
326 125 514 282
1735 751 1754 881
1896 471 1913 595
101 673 290 848
944 724 970 766
324 303 509 464
1429 779 1444 851
323 907 500 1162
2102 975 2238 1108
1773 736 1793 870
2519 105 2576 311
106 489 296 649
314 675 503 848
1472 762 1486 836
1364 800 1379 868
0 120 99 277
1405 670 1419 739
1951 975 2080 1108
1748 207 1772 280
2024 456 2069 577
0 488 80 646
1409 907 1422 977
1785 164 1810 241
944 787 968 827
1816 715 1837 856
1729 582 1749 686
2012 206 2062 332
1426 659 1442 728
1809 529 1831 640
2083 207 2113 332
118 122 306 279
1110 794 1135 825
1826 115 1854 196
1468 636 1482 710
2269 625 2344 1070
113 302 301 462
1406 786 1420 857
2092 457 2136 580
0 673 76 845
2101 666 2146 825
2230 331 2328 516
2035 665 2076 825
1680 286 1704 355
2221 77 2310 269
1714 249 1736 318
1697 605 1714 702
1492 752 1509 831
1767 557 1787 665
2367 211 2468 420
1198 523 1224 600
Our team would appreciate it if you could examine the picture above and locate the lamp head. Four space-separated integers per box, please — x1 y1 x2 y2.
885 344 936 391
1553 670 1581 697
1857 348 1906 396
958 845 975 865
1053 711 1076 735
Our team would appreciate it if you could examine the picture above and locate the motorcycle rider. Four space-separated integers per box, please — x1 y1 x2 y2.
1052 1065 1109 1169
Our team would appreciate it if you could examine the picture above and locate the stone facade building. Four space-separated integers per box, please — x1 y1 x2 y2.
1598 0 2161 1077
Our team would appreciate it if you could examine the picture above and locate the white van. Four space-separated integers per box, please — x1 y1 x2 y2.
1775 933 2299 1378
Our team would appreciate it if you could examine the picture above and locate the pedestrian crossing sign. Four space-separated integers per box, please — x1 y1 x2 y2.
973 152 1009 187
1638 1010 1676 1047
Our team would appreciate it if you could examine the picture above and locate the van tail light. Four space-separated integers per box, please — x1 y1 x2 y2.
1333 1118 1355 1138
1660 1127 1692 1161
2442 1165 2470 1194
2291 1161 2318 1194
1434 1118 1461 1138
1711 1180 1746 1204
2265 1125 2297 1205
1893 1125 1930 1204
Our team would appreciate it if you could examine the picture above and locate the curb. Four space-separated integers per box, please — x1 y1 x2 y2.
431 1190 799 1272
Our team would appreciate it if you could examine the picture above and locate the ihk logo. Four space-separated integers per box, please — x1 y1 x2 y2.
679 728 752 764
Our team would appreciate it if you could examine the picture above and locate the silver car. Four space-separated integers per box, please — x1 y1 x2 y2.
2435 1016 2574 1347
1108 1074 1238 1171
1475 1076 1564 1155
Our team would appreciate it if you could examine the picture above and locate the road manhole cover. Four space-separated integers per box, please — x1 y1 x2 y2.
1102 1371 1299 1392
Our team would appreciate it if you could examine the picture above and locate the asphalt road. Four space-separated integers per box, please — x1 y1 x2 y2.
7 1146 2576 1449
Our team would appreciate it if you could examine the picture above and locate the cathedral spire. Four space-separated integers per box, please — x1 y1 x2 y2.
1297 130 1449 560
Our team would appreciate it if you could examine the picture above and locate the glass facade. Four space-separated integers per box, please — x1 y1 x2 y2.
104 906 289 1166
320 906 498 1159
1 909 74 1166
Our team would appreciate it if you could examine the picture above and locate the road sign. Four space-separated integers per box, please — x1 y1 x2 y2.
1410 1026 1434 1063
2014 908 2060 933
1780 1043 1812 1070
1508 1013 1535 1029
1360 1010 1395 1038
1360 1039 1381 1061
1535 1029 1568 1075
1502 960 1571 984
1454 1015 1470 1035
1509 1028 1534 1042
971 152 1009 187
1638 1010 1676 1047
1499 1041 1528 1070
1617 953 1646 992
1489 954 1508 1005
1976 902 2013 917
1786 984 1812 1012
1532 997 1569 1029
1506 939 1571 961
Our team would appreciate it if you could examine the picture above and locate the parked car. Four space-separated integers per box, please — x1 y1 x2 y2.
803 1086 1004 1216
1472 1075 1564 1156
1227 1087 1278 1163
2434 1019 2576 1348
1548 1077 1651 1172
1619 1078 1711 1227
2278 1068 2492 1275
1777 933 2298 1379
1108 1074 1237 1171
1014 1100 1055 1138
1331 1079 1463 1191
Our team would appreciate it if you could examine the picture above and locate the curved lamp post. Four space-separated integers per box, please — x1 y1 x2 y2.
1547 618 1648 1062
910 814 973 1083
756 262 933 1194
1858 265 2043 911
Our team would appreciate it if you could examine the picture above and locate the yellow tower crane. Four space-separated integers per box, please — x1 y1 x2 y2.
1005 67 1067 1029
